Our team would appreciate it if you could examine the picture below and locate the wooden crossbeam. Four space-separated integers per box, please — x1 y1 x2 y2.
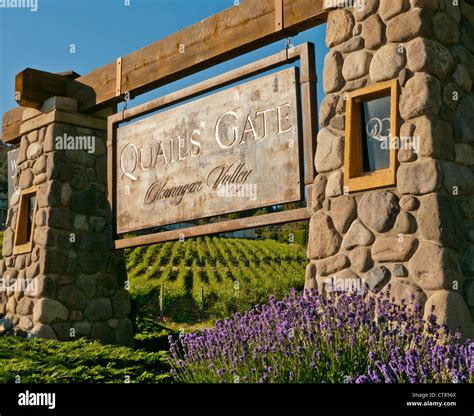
15 68 95 109
2 107 25 144
3 0 328 143
114 208 312 250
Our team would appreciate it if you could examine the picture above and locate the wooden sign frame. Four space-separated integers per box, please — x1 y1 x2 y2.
344 79 399 193
107 42 317 250
13 185 40 255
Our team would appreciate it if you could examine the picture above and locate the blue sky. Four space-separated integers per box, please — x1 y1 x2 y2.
0 0 327 121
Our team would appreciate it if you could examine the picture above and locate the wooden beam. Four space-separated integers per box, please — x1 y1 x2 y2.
114 208 311 250
2 107 26 144
15 69 64 108
4 0 328 143
15 68 96 109
21 0 328 110
78 0 327 110
56 71 81 80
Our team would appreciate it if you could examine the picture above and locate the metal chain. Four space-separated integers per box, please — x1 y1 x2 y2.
121 92 129 117
285 37 292 60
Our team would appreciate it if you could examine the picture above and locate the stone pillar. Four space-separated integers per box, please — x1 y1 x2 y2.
306 0 474 337
0 97 133 346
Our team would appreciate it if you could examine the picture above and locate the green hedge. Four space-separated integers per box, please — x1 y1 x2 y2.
0 336 171 383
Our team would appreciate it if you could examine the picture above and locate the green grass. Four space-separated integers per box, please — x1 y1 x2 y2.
126 237 306 322
0 336 171 383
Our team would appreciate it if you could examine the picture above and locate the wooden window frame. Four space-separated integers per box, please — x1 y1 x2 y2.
344 79 399 193
13 186 40 255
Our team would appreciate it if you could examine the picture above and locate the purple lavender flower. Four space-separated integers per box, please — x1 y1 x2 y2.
168 289 473 384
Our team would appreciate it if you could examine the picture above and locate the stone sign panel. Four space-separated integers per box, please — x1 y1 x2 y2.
115 68 301 234
7 148 19 202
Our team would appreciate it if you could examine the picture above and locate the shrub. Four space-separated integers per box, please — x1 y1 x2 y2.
169 289 473 384
0 336 171 383
134 314 179 352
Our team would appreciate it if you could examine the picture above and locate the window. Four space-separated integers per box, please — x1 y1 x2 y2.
13 186 39 255
344 80 399 193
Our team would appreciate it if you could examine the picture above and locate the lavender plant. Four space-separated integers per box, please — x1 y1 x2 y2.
169 289 473 383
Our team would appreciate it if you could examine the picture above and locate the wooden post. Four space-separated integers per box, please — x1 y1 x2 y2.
200 286 204 322
159 284 165 320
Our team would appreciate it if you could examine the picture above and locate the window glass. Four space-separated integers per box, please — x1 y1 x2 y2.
360 95 391 173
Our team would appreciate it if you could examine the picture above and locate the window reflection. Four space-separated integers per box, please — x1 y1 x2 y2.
360 95 391 173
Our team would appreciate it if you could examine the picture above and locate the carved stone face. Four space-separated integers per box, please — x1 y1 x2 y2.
78 233 107 275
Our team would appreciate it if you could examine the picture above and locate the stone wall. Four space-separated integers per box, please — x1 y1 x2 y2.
306 0 474 337
0 98 133 346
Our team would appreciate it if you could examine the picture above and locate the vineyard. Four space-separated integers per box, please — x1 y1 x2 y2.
126 237 306 322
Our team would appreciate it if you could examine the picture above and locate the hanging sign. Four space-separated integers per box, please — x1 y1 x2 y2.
115 67 302 234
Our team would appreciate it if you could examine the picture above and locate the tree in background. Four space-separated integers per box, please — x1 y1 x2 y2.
0 145 9 190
